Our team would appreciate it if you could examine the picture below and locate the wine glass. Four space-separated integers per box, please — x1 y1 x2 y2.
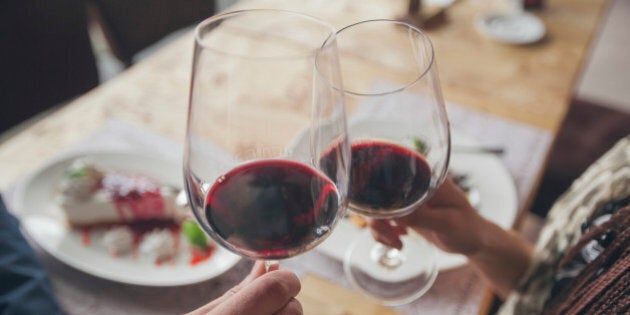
322 20 451 305
183 10 349 271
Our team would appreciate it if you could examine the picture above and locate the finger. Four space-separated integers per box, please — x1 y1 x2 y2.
187 287 243 314
369 219 403 235
245 260 268 282
371 230 403 249
185 282 244 315
209 270 301 315
389 220 408 235
266 261 280 272
272 298 303 315
224 261 269 300
369 220 403 249
186 261 268 314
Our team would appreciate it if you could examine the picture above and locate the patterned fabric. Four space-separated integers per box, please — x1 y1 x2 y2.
547 197 628 300
499 136 630 314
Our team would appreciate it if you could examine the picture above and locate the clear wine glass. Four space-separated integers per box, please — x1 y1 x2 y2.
184 10 349 271
322 19 451 305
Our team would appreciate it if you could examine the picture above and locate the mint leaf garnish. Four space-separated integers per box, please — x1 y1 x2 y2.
183 221 208 249
67 167 87 179
413 138 428 155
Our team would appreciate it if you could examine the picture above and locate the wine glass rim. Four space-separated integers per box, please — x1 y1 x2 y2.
194 9 338 60
328 19 436 97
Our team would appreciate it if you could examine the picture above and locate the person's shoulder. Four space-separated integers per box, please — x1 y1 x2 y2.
545 135 629 233
499 136 630 315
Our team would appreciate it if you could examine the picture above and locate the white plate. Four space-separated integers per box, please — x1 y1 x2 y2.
12 151 241 286
475 12 546 45
295 122 518 271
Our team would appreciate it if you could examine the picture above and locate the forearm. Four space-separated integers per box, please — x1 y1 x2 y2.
468 218 534 298
385 178 536 297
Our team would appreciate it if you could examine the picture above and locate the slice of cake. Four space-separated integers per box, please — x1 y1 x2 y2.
58 159 183 227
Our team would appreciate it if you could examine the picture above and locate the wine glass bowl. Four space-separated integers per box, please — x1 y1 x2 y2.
325 19 451 305
184 10 349 262
336 20 451 219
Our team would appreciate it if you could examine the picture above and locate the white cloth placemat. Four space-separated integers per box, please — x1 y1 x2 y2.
323 94 553 314
4 110 552 314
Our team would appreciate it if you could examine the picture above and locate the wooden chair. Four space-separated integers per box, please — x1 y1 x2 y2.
89 0 216 67
1 0 99 133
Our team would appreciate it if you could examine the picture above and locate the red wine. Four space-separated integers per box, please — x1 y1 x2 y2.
322 140 430 213
204 159 339 259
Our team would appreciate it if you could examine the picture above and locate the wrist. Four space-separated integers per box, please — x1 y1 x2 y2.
465 218 534 297
467 214 500 259
469 215 496 255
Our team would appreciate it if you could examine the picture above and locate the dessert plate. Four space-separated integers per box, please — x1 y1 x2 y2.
12 151 241 286
289 121 518 271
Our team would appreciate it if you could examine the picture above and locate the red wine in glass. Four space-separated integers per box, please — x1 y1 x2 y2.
320 19 447 305
322 140 431 215
204 159 340 259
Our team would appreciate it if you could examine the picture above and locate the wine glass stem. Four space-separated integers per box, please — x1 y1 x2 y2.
265 260 279 272
371 243 404 270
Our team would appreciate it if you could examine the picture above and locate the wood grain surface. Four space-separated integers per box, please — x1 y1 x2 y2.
0 0 607 190
0 2 608 313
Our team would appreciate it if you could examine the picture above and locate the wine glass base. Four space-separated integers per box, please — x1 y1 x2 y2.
343 230 438 306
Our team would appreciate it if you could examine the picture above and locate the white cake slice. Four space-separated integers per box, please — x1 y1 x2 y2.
58 159 182 227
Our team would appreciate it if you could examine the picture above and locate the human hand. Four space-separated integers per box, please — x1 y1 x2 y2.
370 178 534 297
186 261 302 315
370 178 488 256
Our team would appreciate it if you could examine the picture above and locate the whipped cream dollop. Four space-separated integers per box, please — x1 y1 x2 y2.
59 159 104 201
102 226 134 256
139 229 176 262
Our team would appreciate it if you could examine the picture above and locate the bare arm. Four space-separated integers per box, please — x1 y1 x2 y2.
371 179 533 298
466 217 534 297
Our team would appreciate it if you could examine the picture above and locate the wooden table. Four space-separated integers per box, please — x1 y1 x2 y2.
0 0 608 314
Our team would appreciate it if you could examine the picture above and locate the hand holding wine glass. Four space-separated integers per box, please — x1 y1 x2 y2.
186 261 302 315
371 177 535 298
370 178 484 256
184 10 349 271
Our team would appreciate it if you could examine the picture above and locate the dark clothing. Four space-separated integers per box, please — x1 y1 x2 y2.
0 195 65 315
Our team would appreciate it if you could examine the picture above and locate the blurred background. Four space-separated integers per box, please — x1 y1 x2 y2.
1 0 629 220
